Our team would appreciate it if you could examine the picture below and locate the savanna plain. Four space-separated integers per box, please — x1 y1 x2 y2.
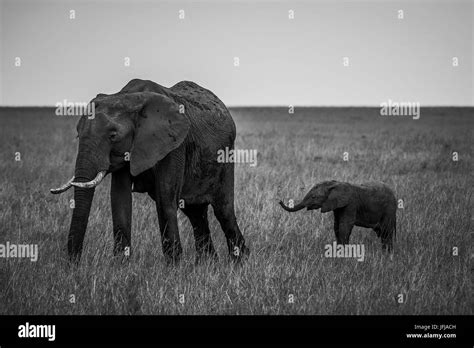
0 107 472 314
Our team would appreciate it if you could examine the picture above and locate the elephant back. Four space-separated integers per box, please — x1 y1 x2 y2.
170 80 236 142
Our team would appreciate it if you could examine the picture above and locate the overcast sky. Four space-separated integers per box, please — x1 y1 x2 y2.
1 0 472 106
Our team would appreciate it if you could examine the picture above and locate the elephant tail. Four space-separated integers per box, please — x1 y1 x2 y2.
393 218 397 242
278 200 306 212
388 213 396 241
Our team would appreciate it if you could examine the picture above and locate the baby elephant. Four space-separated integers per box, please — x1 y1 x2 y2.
279 180 397 252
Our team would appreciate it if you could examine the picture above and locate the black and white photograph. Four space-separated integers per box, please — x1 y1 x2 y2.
0 0 472 346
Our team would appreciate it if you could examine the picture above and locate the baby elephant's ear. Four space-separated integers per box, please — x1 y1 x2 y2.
321 184 350 213
130 93 190 176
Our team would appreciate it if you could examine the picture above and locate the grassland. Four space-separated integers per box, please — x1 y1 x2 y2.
0 106 472 314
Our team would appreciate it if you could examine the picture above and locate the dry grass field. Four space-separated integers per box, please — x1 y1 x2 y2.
0 106 472 314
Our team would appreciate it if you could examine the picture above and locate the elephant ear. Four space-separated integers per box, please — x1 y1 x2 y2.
130 93 190 176
321 184 350 213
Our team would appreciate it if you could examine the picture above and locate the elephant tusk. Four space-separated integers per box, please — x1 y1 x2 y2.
50 176 75 194
70 171 106 189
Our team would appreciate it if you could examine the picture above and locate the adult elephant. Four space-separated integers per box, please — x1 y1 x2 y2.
51 79 249 264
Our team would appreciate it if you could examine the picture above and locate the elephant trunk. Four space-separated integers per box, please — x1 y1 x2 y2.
278 199 307 212
67 145 106 261
68 185 95 261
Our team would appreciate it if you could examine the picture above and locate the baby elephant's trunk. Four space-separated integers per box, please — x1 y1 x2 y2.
279 200 306 212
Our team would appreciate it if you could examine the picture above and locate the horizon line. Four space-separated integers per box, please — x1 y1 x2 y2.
0 105 473 108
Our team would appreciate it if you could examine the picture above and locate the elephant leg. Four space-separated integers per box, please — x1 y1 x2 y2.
211 198 249 262
181 204 218 263
374 226 382 238
380 217 395 253
154 156 184 264
156 200 182 264
336 209 355 244
333 212 341 244
337 221 354 245
211 165 249 262
111 166 132 257
212 201 248 262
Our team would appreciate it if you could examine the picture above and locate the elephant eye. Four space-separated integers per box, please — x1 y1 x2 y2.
109 132 118 142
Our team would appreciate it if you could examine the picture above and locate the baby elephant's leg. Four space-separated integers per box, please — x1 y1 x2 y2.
337 221 354 244
380 217 395 252
374 225 381 238
333 213 341 243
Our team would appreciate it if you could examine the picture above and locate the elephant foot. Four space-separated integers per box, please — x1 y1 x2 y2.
161 238 183 265
113 244 131 258
112 249 131 266
381 234 394 254
382 242 393 254
164 248 183 266
229 243 250 264
164 254 181 266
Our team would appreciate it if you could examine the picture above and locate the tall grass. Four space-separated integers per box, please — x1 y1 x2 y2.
0 107 472 314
